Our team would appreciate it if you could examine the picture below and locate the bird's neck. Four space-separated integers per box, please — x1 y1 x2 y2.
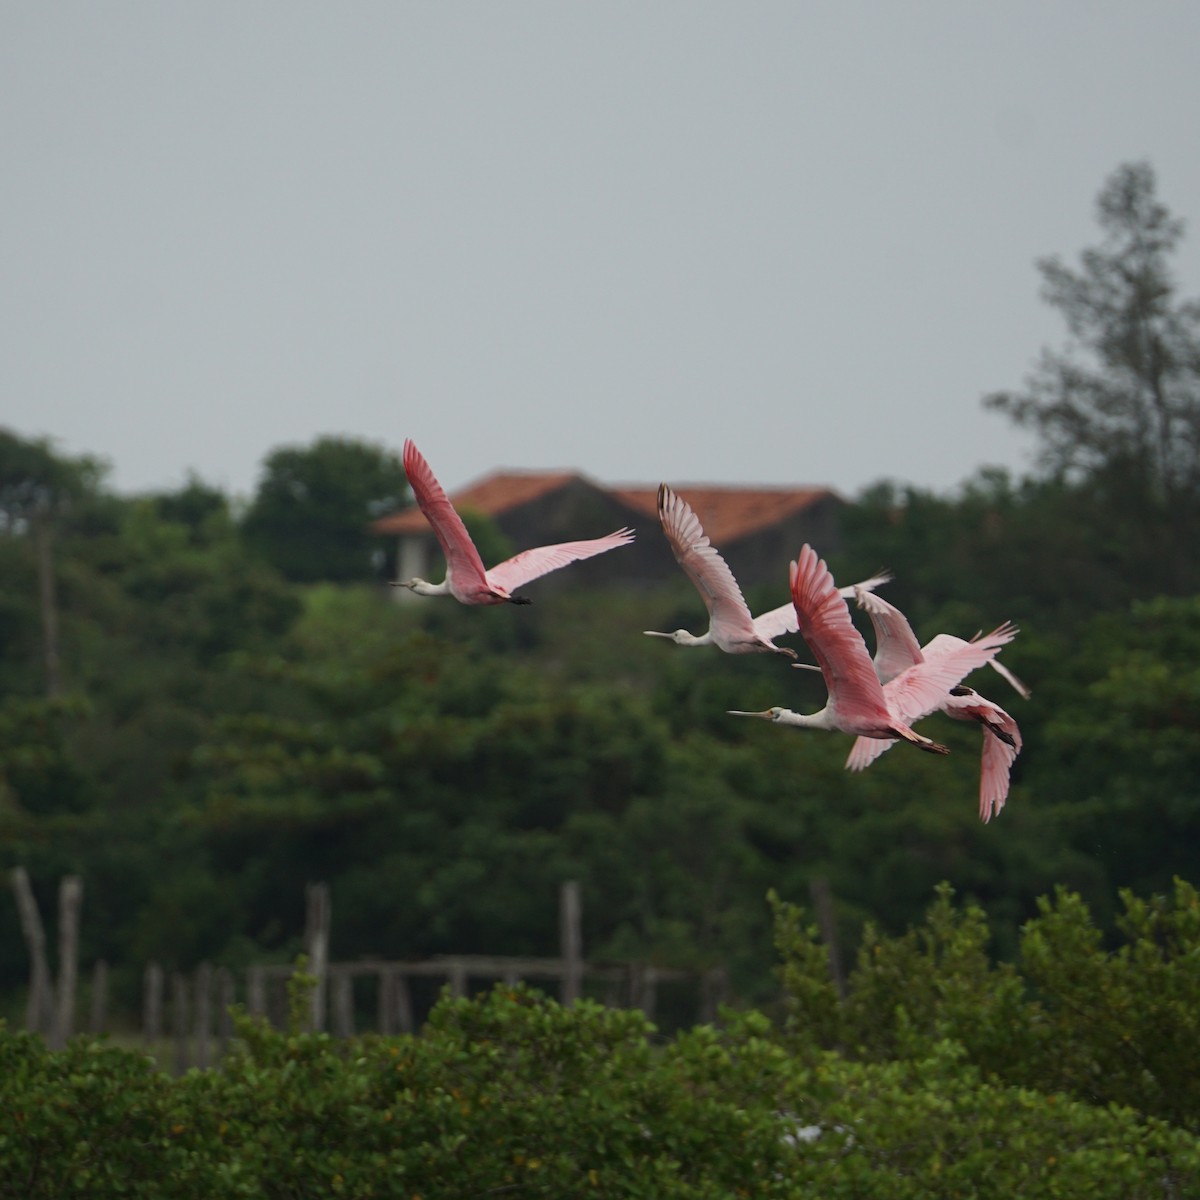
408 578 449 597
775 708 824 729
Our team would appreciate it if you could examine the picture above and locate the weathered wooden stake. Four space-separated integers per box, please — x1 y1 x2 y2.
305 881 331 1032
247 965 267 1019
559 880 583 1004
194 962 212 1070
214 967 235 1057
331 969 355 1038
50 875 83 1050
172 971 190 1075
11 867 55 1036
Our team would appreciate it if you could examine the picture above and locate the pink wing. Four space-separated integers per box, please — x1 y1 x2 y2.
403 440 490 592
487 529 634 593
789 545 893 726
925 632 1031 700
657 484 760 643
882 623 1018 727
753 570 892 642
854 589 924 683
845 731 892 772
945 692 1022 822
750 599 798 641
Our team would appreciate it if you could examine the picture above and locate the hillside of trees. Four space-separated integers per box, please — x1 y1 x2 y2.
1 161 1198 1030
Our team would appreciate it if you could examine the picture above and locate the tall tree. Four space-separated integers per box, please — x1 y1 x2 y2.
241 436 410 582
0 430 105 696
985 162 1200 589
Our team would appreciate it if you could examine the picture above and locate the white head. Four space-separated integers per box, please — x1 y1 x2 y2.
644 629 707 647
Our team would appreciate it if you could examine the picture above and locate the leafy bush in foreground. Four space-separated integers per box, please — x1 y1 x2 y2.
774 877 1200 1131
2 983 1198 1199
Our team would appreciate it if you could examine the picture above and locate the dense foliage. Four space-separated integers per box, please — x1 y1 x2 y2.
4 944 1200 1199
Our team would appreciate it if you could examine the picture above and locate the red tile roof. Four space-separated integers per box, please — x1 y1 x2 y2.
613 485 834 545
371 468 836 543
370 470 580 535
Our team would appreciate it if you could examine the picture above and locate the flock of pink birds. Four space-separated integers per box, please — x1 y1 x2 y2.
397 439 1026 823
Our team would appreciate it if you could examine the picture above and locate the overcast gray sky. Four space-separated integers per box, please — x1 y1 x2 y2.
3 3 1199 502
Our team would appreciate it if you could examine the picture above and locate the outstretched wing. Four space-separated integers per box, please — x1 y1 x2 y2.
855 588 924 684
403 440 490 591
657 484 760 643
883 623 1018 727
789 545 892 726
487 529 634 593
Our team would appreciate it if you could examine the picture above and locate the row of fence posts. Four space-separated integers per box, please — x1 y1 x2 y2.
16 874 809 1072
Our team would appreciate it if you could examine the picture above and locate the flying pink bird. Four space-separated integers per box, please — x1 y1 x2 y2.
728 544 1016 756
396 439 634 605
845 587 1024 822
644 483 891 659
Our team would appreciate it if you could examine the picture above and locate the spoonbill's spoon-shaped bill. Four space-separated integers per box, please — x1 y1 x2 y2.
644 483 891 659
396 439 634 605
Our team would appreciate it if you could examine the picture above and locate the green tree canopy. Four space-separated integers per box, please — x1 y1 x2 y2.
240 436 409 582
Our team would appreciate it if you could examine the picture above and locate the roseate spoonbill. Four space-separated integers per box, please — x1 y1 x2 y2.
396 439 634 605
845 587 1024 821
644 483 891 659
728 545 1016 755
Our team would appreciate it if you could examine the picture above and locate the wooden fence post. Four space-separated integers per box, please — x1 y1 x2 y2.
305 882 331 1032
194 962 212 1070
214 967 235 1057
247 966 267 1019
11 867 55 1036
50 875 82 1050
559 880 583 1004
172 972 190 1075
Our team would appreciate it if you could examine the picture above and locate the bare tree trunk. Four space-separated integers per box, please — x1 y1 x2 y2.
33 511 62 699
50 875 83 1050
11 867 55 1035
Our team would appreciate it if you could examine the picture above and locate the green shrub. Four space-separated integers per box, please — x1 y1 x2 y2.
3 978 1200 1198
